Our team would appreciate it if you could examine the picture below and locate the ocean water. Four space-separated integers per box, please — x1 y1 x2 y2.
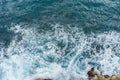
0 0 120 80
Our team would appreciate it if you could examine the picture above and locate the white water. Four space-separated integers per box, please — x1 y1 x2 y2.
0 24 120 80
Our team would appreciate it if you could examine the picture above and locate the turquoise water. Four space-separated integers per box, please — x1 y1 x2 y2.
0 0 120 80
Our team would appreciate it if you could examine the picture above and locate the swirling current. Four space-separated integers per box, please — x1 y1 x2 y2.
0 0 120 80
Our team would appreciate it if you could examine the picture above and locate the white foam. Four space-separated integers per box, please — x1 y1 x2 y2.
0 24 120 80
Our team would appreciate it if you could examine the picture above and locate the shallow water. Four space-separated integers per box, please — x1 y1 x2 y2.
0 0 120 80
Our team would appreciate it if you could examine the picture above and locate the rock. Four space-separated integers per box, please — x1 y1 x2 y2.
34 78 52 80
34 78 41 80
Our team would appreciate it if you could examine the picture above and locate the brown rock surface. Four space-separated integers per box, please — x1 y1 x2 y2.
34 78 52 80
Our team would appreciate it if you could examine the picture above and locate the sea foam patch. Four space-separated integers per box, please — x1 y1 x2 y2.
0 24 120 80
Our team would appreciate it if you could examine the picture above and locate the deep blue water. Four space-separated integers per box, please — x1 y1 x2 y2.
0 0 120 80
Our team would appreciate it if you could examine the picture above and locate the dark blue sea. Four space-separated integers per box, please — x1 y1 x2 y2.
0 0 120 80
